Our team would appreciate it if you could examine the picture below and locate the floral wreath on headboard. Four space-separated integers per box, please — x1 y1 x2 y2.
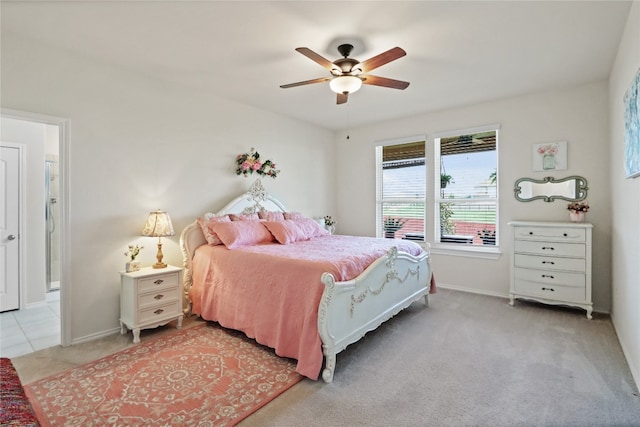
235 148 280 179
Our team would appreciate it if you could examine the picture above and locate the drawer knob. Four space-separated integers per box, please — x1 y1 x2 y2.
541 287 555 292
154 309 164 315
563 233 568 237
529 232 533 235
541 261 555 265
153 279 164 285
154 294 164 300
541 274 555 279
541 246 555 251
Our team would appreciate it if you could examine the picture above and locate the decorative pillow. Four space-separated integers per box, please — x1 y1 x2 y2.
262 220 308 244
292 217 330 238
197 215 231 245
229 213 260 221
283 211 304 220
209 220 274 249
258 210 285 221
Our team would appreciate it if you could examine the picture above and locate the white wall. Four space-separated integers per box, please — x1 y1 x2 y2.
334 81 612 312
609 0 640 390
1 34 335 342
0 117 47 306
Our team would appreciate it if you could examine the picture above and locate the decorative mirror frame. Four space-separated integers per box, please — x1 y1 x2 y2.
514 176 588 203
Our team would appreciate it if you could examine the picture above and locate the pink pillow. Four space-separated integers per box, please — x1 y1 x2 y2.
283 211 304 220
258 210 285 221
229 213 260 221
262 220 308 244
209 220 273 249
292 218 330 238
198 215 231 245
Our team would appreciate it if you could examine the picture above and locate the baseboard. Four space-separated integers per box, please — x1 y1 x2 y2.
436 283 509 300
71 327 121 346
610 316 640 393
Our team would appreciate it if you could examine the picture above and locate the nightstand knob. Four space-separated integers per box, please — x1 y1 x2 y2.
154 309 164 315
541 274 555 279
153 279 164 285
154 294 164 300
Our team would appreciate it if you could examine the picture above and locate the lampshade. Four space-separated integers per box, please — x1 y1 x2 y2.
141 210 175 237
329 76 362 94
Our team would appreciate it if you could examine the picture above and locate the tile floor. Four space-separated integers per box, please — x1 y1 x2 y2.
0 291 60 358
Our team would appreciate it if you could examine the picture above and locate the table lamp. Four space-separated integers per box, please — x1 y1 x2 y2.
141 209 175 268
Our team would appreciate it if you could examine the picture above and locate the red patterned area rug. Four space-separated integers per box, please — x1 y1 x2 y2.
24 324 303 426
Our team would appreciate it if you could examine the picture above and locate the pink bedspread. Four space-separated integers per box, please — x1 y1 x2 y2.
189 235 425 380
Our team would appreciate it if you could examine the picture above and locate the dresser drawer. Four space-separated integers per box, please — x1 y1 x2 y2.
514 240 585 257
513 226 586 242
514 254 586 273
138 287 179 309
514 279 585 303
137 272 180 293
515 267 585 288
138 301 181 324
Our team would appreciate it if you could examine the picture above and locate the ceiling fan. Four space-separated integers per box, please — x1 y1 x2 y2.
280 43 410 105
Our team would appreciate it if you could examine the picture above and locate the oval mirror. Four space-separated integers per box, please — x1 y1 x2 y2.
514 176 588 202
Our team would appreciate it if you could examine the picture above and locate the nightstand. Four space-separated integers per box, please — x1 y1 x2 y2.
119 265 184 343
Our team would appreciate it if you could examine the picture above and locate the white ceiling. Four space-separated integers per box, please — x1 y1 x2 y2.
1 1 632 131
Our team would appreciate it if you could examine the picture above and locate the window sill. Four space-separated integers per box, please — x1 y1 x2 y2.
429 243 502 260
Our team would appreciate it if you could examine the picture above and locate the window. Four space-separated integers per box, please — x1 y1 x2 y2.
435 126 499 247
376 139 426 241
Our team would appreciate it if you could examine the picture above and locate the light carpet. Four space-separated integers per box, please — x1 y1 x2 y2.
24 324 302 426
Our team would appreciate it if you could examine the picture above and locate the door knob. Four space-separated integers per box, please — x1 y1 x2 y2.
7 235 16 241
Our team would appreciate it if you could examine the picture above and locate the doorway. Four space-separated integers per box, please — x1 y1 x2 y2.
0 109 70 357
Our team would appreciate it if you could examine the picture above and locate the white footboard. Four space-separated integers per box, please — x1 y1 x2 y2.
317 246 431 383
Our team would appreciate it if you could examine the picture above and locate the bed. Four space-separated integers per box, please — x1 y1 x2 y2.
180 180 433 383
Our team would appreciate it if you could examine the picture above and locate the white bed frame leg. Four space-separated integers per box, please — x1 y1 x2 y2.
424 293 429 307
322 354 336 383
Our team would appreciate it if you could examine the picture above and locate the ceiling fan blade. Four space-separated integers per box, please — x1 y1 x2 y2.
337 92 349 105
295 47 340 73
362 75 410 90
356 47 406 73
280 77 331 89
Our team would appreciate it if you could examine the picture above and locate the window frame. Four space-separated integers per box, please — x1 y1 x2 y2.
375 135 427 244
432 124 501 256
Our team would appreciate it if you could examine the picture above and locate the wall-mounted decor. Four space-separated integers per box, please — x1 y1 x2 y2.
532 141 567 171
624 67 640 179
235 148 280 179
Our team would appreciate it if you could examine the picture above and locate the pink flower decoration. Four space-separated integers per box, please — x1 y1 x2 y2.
252 162 262 171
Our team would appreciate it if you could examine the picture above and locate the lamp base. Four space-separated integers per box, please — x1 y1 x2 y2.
152 262 167 269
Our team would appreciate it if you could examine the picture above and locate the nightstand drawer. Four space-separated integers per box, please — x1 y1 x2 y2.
513 227 586 242
514 279 585 303
514 254 586 273
138 272 180 293
138 287 179 309
515 267 585 288
138 301 181 324
514 240 585 257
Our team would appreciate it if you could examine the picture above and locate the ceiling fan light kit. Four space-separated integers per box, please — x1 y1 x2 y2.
329 75 362 94
281 43 409 105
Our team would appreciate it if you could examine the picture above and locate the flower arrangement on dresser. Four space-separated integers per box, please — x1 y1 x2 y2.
567 201 589 222
323 215 335 234
124 244 143 272
235 148 280 179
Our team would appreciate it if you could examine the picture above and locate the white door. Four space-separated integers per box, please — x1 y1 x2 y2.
0 146 20 312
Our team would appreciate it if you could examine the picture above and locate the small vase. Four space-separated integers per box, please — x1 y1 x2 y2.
126 260 141 272
569 211 585 222
543 154 556 170
325 225 335 235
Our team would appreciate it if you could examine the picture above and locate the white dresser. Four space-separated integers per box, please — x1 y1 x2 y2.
509 221 593 319
119 265 184 343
